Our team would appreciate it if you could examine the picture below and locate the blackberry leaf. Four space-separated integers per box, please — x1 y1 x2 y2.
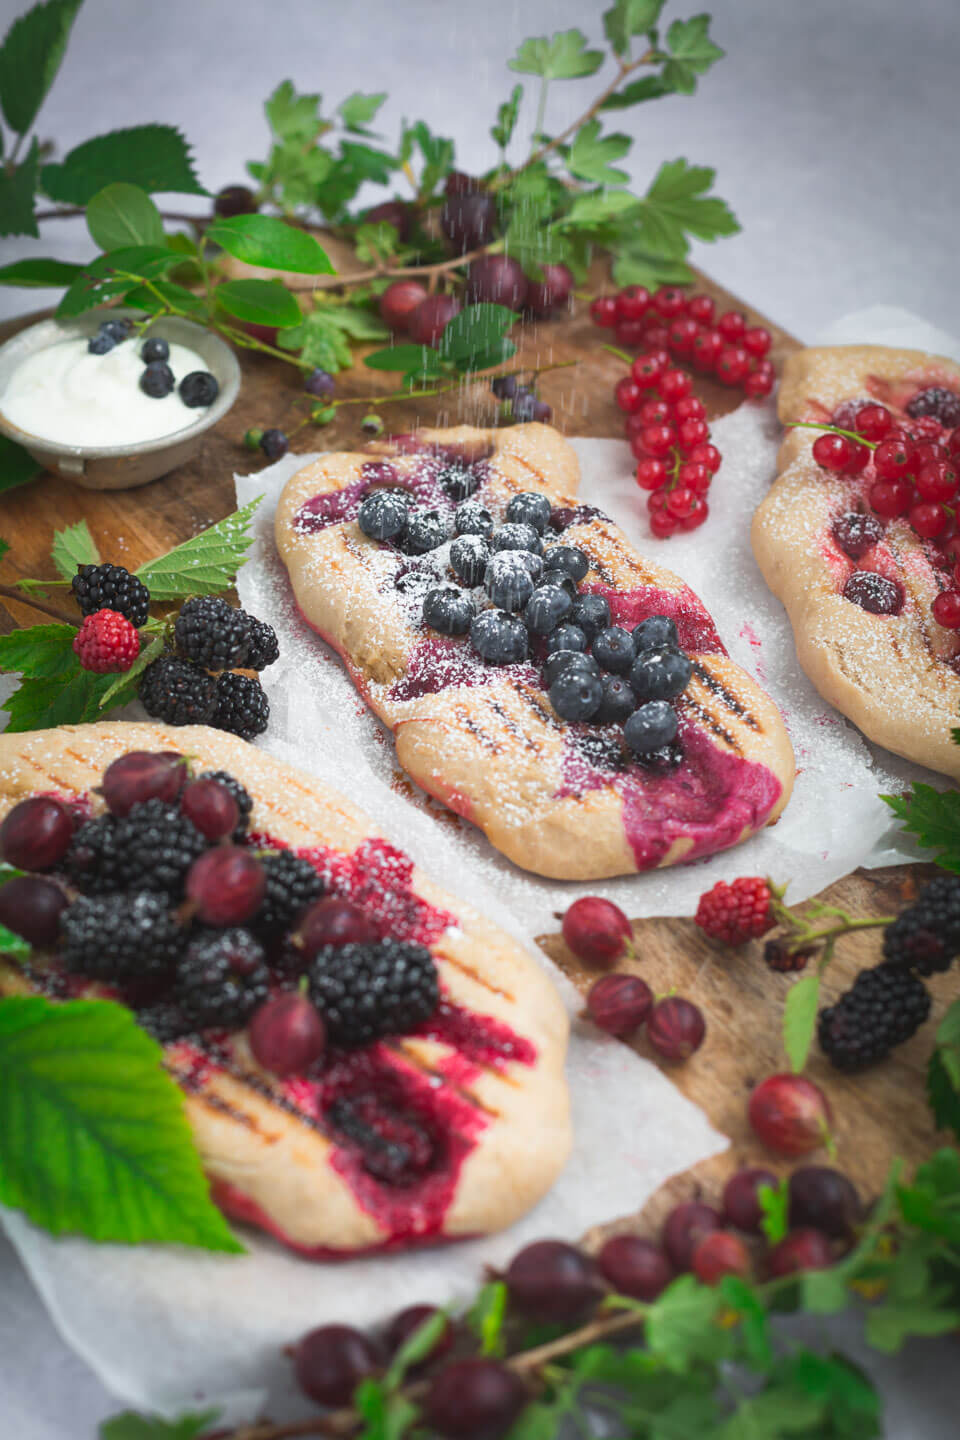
927 1049 960 1143
41 124 205 204
0 136 39 238
0 0 82 136
134 496 262 600
51 518 100 579
882 784 960 873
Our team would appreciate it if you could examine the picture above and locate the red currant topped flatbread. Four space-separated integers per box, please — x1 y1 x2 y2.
275 422 795 880
0 722 571 1256
752 344 960 779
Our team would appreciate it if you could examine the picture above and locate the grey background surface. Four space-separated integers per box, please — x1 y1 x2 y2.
0 0 958 1434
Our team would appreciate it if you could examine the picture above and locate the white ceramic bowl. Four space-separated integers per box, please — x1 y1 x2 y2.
0 309 241 490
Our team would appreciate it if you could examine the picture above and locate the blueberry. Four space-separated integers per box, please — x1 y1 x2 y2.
401 509 449 555
101 318 131 343
532 399 552 422
455 500 494 538
506 492 552 534
595 674 637 725
524 585 572 635
633 615 679 653
624 701 678 753
592 626 635 674
629 647 693 702
450 535 490 587
438 462 480 501
543 650 599 688
140 361 175 398
471 608 528 664
513 550 543 582
570 593 611 641
358 490 409 542
550 666 603 722
540 568 578 600
512 388 538 421
179 370 219 408
542 545 589 582
492 522 542 556
260 428 289 461
484 553 535 612
87 330 117 355
141 336 170 364
545 623 588 657
305 368 335 398
491 374 518 399
423 585 474 636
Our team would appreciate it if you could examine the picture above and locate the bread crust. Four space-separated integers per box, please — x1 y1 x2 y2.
752 345 960 780
0 721 572 1255
275 424 795 879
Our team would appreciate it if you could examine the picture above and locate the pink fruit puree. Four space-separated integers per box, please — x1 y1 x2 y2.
294 457 490 534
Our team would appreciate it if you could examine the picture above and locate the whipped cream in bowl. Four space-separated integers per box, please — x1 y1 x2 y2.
0 310 241 491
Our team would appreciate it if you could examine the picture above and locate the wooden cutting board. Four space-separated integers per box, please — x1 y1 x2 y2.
0 270 953 1234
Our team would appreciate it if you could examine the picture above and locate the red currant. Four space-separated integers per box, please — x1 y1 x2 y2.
678 460 710 493
631 350 669 385
615 286 650 321
642 324 671 350
673 395 706 422
639 423 677 456
916 461 959 502
650 509 679 537
614 320 647 349
589 296 618 328
614 377 644 414
716 345 750 385
635 457 667 490
869 479 914 517
914 441 948 467
653 285 687 318
948 428 960 459
638 398 672 425
853 403 893 441
910 502 948 538
687 294 716 325
629 434 653 461
690 442 722 473
677 498 709 530
932 591 960 628
657 368 693 402
812 433 856 472
668 317 700 356
873 437 917 480
744 370 775 399
647 488 668 513
742 325 771 357
665 486 697 518
678 417 710 450
843 442 871 475
717 310 746 341
690 328 723 371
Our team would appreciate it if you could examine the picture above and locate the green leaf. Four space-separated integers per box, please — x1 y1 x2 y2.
265 79 322 142
0 622 78 680
0 135 39 237
338 91 386 134
2 668 136 731
508 28 605 80
0 0 82 135
0 434 42 494
215 278 302 329
932 997 960 1089
353 1379 417 1440
600 74 673 109
928 1048 960 1141
882 784 960 871
383 1309 449 1390
86 183 164 252
466 1280 508 1356
758 1177 790 1244
866 1289 960 1352
898 1148 960 1243
636 158 739 259
339 141 396 187
405 120 454 197
719 1275 773 1370
438 303 516 368
644 1276 730 1371
277 310 352 373
567 119 631 186
51 517 100 579
100 1410 220 1440
561 188 641 227
491 83 523 150
363 343 445 375
611 249 694 289
207 213 334 275
0 922 30 963
122 279 208 320
97 632 163 710
783 972 820 1073
41 125 205 205
0 256 84 287
603 0 664 57
54 245 182 319
134 496 262 601
0 996 243 1249
321 304 390 341
663 14 725 94
354 220 401 266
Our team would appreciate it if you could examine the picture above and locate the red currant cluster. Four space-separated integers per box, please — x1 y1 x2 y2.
806 402 960 627
590 285 775 398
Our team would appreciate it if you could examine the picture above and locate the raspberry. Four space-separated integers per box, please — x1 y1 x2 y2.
256 849 325 935
176 928 269 1028
308 939 439 1046
198 769 253 841
72 609 140 673
695 877 775 945
139 654 218 726
60 891 186 981
817 962 931 1071
245 617 280 671
71 564 150 626
70 800 207 897
763 939 815 973
212 672 270 740
882 873 960 975
174 596 252 670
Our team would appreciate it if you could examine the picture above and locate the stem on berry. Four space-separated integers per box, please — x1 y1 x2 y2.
601 344 634 366
785 420 878 450
0 584 77 627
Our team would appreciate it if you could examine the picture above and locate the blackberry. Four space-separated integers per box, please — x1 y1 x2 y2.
882 874 960 975
174 596 252 670
308 939 439 1047
72 563 150 627
60 892 185 981
199 770 253 841
906 386 960 429
135 1000 194 1044
112 798 208 895
65 813 122 894
818 962 931 1071
257 849 325 935
139 654 218 726
212 672 270 740
245 617 279 671
176 928 269 1028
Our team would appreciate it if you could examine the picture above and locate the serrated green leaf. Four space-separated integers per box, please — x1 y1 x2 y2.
603 0 664 57
134 496 262 600
0 135 39 237
783 972 820 1073
508 28 605 80
0 0 82 135
865 1290 960 1352
611 248 694 289
215 277 302 329
339 140 396 186
798 1265 850 1315
0 923 31 963
207 213 334 275
0 256 84 287
0 996 242 1249
363 343 444 374
758 1177 790 1244
644 1276 730 1371
438 303 516 366
100 1408 220 1440
928 1049 960 1140
0 434 42 493
97 632 163 710
277 309 352 373
561 188 642 228
51 518 100 579
86 183 164 252
466 1280 508 1356
2 667 135 731
338 91 386 133
41 125 205 205
719 1275 773 1370
633 157 739 260
321 304 389 341
491 82 523 150
265 79 322 142
663 13 725 94
568 119 631 186
406 120 454 197
0 622 78 679
933 997 960 1088
354 220 401 266
882 784 960 871
600 74 673 109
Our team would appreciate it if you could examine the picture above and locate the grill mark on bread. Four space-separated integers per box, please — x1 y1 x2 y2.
437 951 515 1001
387 1041 505 1112
691 660 762 731
679 694 742 751
488 698 543 753
513 684 564 733
456 707 503 754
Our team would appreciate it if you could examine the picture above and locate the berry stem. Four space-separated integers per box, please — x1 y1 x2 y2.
785 420 878 450
0 584 77 627
282 241 503 294
601 344 635 365
767 880 895 956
